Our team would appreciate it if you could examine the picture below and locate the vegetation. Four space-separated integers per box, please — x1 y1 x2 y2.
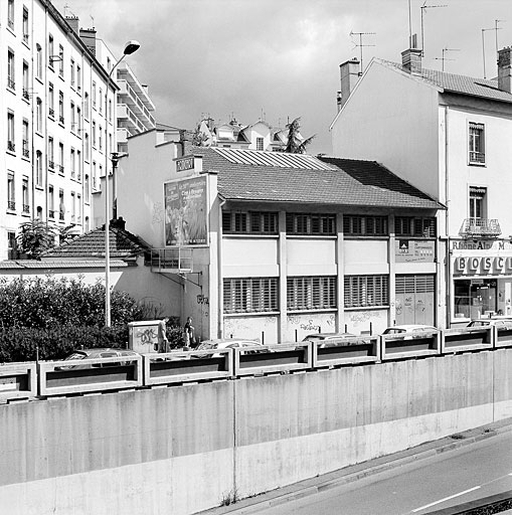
0 277 183 362
16 219 56 259
282 117 316 154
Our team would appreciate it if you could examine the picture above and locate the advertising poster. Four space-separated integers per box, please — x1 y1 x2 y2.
164 176 208 246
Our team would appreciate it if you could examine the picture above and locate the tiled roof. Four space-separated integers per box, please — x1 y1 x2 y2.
42 225 150 259
379 59 512 104
0 259 128 270
195 148 442 210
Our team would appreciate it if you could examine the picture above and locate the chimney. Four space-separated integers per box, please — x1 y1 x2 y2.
79 28 96 56
66 15 80 34
401 34 422 74
497 47 512 93
338 57 360 110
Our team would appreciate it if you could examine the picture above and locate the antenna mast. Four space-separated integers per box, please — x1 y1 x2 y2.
481 27 494 79
434 48 460 72
420 2 447 57
349 31 376 76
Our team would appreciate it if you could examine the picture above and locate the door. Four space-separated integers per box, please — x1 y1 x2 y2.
395 275 435 326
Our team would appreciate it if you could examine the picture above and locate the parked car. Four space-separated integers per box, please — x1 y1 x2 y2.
381 325 437 338
193 339 265 358
467 318 512 329
57 348 139 370
302 332 365 348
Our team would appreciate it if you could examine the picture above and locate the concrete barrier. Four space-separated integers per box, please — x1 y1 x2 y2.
0 362 37 401
381 330 440 360
312 336 380 368
442 327 493 354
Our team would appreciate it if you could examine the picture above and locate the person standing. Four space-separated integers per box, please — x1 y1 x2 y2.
157 317 170 353
183 316 195 348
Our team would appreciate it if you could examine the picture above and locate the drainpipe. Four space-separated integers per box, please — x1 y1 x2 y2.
444 106 452 326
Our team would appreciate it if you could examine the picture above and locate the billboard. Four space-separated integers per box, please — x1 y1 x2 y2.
164 176 208 246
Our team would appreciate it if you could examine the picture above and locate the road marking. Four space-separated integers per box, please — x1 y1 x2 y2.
412 486 481 513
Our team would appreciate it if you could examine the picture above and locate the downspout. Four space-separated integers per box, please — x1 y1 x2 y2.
218 197 226 338
444 105 452 326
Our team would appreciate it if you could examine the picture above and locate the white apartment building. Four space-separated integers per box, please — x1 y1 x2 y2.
0 0 155 261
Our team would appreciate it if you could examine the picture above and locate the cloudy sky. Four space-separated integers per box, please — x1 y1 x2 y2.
52 0 512 155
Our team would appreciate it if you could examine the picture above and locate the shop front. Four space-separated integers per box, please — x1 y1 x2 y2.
451 240 512 324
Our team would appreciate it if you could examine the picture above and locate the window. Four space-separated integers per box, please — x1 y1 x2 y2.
48 137 54 170
84 133 90 161
287 276 337 311
469 122 485 164
469 187 486 220
92 81 96 108
76 65 81 92
71 192 76 222
58 142 64 173
70 59 75 87
7 111 15 152
58 91 64 124
48 83 54 117
7 172 15 211
48 185 55 219
22 119 29 158
99 125 102 151
223 278 278 313
59 189 65 220
36 151 43 187
58 45 64 76
84 92 89 118
92 161 97 189
108 99 112 121
7 0 14 29
256 137 264 151
48 35 54 67
395 216 436 237
344 275 389 308
85 174 90 201
22 7 29 44
7 49 15 90
92 121 96 147
70 148 76 178
22 177 29 214
222 211 278 234
99 88 102 113
36 44 43 79
343 215 388 236
77 193 81 223
7 231 17 259
77 106 81 132
36 98 42 132
22 61 29 100
70 101 76 131
286 213 336 235
77 150 82 181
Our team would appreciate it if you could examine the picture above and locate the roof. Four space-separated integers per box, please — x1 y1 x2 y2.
195 148 442 210
378 58 512 104
42 223 150 259
0 259 128 270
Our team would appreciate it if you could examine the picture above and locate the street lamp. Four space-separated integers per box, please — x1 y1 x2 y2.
104 40 140 327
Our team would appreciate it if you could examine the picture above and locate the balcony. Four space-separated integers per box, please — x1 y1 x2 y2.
7 200 15 211
459 218 502 238
49 209 55 219
7 141 15 153
22 204 30 214
7 78 15 90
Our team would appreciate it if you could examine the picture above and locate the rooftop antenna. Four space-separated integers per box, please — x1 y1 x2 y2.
89 15 95 29
349 31 376 76
434 47 459 72
481 27 494 79
420 1 448 57
495 19 505 55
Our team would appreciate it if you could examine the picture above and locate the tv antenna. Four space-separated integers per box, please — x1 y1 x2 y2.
420 1 448 57
349 31 376 76
494 19 505 55
434 47 460 72
481 27 494 79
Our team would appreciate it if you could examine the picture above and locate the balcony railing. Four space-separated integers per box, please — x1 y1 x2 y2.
7 200 15 211
469 151 485 164
49 107 55 118
48 160 54 170
7 141 15 153
22 204 30 214
7 78 15 90
49 209 55 219
459 218 501 238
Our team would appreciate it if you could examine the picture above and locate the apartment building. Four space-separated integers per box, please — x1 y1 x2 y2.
0 0 155 261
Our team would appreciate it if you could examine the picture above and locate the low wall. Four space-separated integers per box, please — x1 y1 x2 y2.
1 349 512 515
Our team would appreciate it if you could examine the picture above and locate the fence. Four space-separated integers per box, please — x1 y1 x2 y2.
1 325 511 401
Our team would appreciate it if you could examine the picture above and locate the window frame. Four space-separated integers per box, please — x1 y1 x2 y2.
222 210 278 235
223 277 279 314
287 276 337 311
468 121 485 165
344 275 389 309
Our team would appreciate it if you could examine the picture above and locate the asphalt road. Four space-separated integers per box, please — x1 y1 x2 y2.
255 430 512 515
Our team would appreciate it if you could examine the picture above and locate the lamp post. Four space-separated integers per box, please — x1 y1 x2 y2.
104 40 140 327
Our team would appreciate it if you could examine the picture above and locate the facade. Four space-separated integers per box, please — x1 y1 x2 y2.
0 1 154 261
331 45 512 327
117 142 442 343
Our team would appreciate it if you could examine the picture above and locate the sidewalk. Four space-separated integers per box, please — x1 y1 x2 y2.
199 417 512 515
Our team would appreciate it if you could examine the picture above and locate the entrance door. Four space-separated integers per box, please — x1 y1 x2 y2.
395 274 435 326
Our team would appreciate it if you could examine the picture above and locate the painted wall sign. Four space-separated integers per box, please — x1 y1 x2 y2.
454 256 512 275
164 176 208 246
451 240 511 251
176 157 195 173
395 240 435 263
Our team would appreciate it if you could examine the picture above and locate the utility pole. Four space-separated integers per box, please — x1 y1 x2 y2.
349 31 376 76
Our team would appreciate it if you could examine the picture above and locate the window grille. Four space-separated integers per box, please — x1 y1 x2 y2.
396 275 434 294
395 217 436 237
344 275 389 308
223 211 278 234
343 215 388 236
286 213 336 235
287 276 337 310
223 277 278 313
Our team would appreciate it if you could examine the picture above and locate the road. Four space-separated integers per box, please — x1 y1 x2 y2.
256 430 512 515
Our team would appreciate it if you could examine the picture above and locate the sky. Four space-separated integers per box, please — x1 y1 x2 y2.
52 0 512 155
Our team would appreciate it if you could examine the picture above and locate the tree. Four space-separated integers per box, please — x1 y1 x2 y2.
16 220 56 259
283 117 316 154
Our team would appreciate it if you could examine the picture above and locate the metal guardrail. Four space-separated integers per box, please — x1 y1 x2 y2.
2 326 511 399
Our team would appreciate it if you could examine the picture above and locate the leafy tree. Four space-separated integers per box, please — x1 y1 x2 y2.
283 117 316 154
16 219 56 259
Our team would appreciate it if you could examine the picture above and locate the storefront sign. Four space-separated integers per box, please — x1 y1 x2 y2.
452 240 512 251
454 256 512 275
395 240 435 263
176 156 195 173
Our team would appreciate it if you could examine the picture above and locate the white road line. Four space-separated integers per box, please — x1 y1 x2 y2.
412 486 481 513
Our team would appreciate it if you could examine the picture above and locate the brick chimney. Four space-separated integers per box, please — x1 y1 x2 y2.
497 47 512 93
79 28 97 56
401 47 422 74
66 15 80 34
338 58 360 110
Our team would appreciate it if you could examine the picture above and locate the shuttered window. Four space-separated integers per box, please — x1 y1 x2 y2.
395 217 436 237
396 275 434 294
287 276 337 310
343 215 388 236
223 211 278 234
344 275 389 308
223 278 278 313
286 213 336 235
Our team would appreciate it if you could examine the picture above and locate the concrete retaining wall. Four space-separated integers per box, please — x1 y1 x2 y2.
1 349 511 514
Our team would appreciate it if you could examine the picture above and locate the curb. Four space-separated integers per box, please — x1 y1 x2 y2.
199 417 512 515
